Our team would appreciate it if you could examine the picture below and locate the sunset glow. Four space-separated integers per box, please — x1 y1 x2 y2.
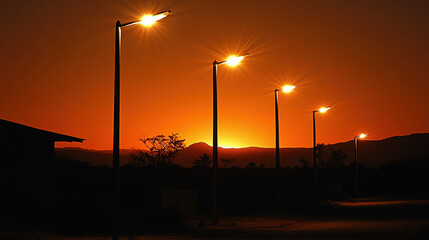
220 145 240 149
1 1 428 151
2 2 429 237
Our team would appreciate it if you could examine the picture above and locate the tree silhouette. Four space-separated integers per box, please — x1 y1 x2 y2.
329 148 347 168
246 162 257 169
316 143 347 168
221 158 236 168
299 157 310 168
131 133 185 167
192 153 212 168
130 149 148 167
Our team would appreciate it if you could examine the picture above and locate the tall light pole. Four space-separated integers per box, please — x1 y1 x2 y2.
212 53 249 225
274 85 295 211
312 106 332 205
113 10 171 240
354 133 366 197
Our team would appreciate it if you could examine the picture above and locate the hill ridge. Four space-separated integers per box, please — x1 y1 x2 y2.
55 133 429 168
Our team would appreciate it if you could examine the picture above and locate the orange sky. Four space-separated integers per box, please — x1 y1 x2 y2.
1 0 428 150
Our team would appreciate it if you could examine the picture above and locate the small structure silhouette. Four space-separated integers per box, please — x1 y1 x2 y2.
0 119 84 164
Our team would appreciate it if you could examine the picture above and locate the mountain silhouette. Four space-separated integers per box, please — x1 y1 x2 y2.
55 133 429 168
55 148 133 166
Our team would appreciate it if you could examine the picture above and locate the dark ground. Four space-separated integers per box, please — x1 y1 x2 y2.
2 198 428 240
2 157 428 239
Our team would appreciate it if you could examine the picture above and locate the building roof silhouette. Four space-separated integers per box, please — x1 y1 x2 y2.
0 119 84 142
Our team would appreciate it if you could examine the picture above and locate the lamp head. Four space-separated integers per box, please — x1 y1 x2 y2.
220 53 250 66
225 55 244 66
140 10 171 27
358 133 367 139
282 85 295 93
318 106 332 113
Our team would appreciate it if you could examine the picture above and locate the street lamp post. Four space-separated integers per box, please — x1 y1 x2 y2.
274 85 295 211
112 11 171 240
212 54 249 225
354 133 366 197
312 106 332 205
212 60 219 226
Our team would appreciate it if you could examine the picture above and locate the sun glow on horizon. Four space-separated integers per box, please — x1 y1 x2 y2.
205 141 251 149
219 145 240 149
205 144 246 149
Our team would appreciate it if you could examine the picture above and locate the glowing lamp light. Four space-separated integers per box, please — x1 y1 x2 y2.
359 133 367 139
140 10 171 26
282 85 295 93
318 106 332 113
225 55 245 66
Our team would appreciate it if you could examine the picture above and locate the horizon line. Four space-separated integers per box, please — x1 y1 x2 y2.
55 132 429 151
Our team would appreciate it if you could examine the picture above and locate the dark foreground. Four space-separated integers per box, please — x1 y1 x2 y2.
2 198 428 240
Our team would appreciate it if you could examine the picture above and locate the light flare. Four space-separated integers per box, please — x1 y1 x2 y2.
225 55 245 66
318 106 332 113
282 85 295 93
359 133 367 139
140 11 171 27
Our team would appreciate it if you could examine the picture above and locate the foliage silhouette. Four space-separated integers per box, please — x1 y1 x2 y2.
131 133 185 167
221 158 236 168
246 162 257 168
192 153 212 168
299 157 310 168
316 143 347 168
